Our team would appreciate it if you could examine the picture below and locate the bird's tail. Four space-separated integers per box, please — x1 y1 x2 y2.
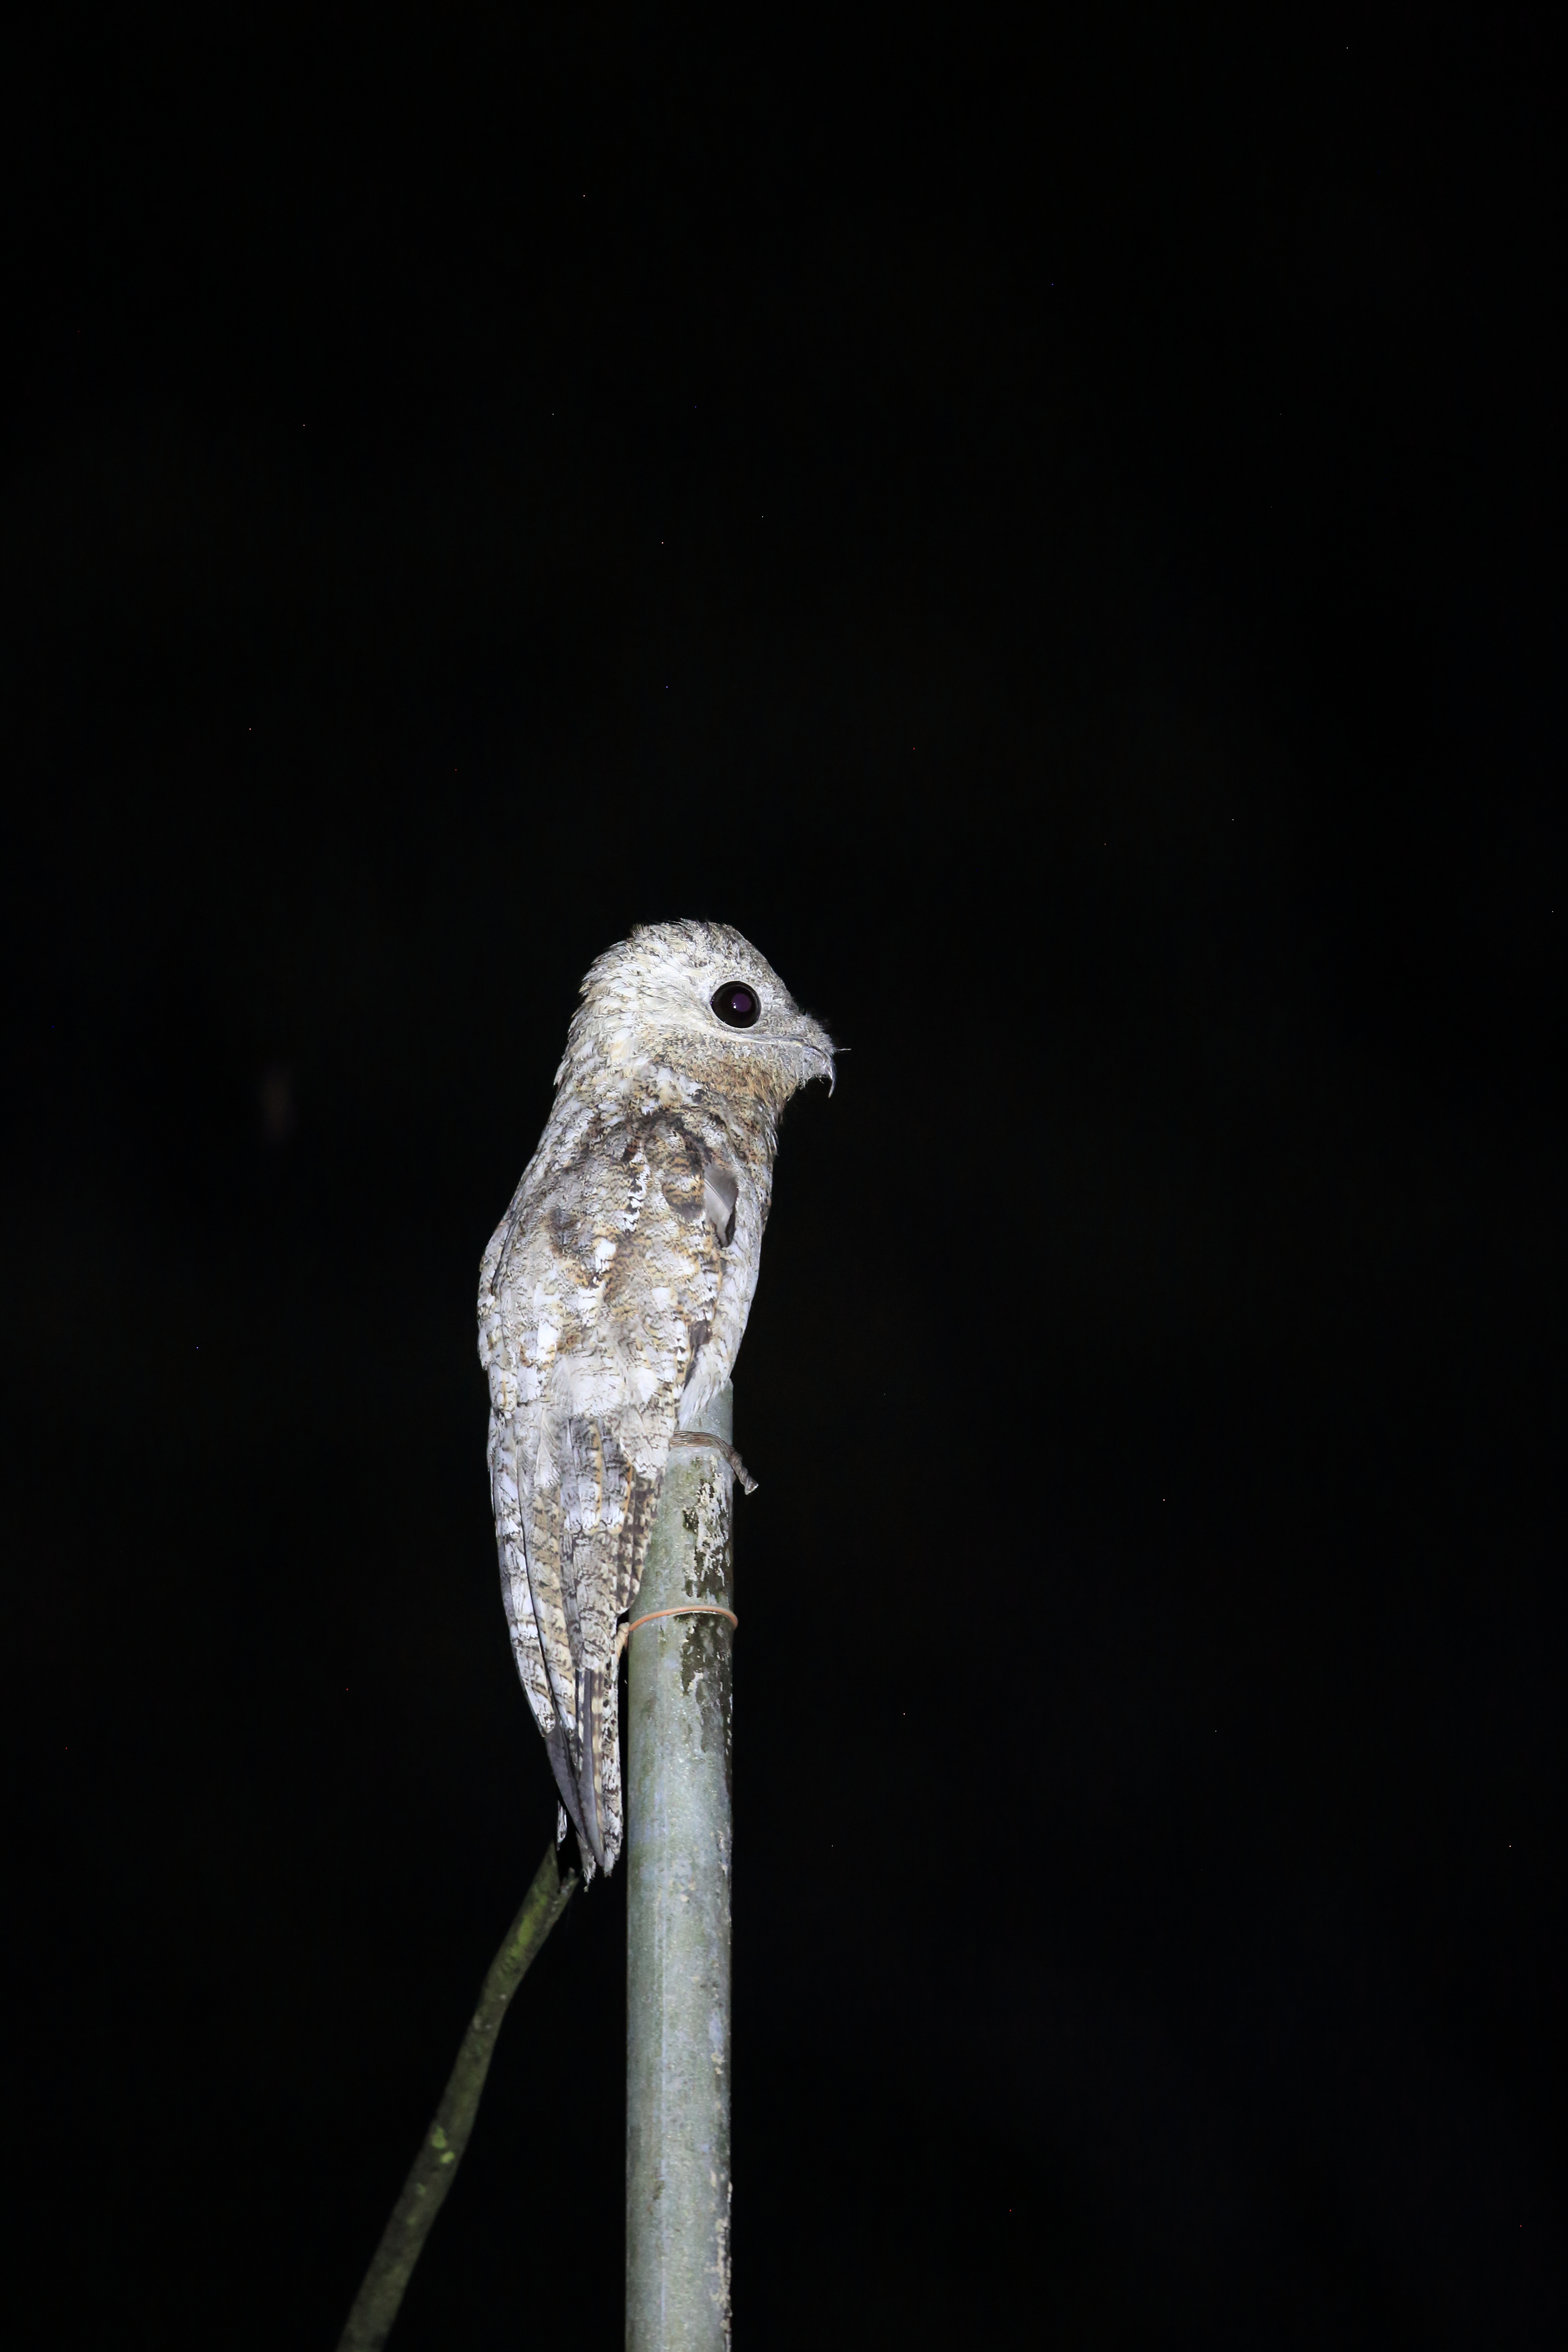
532 1661 621 1884
571 1658 623 1878
543 1719 598 1884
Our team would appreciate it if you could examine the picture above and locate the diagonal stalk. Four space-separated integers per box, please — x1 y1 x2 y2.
337 1840 578 2352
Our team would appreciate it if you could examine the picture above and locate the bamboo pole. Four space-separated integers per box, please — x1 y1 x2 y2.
336 1841 578 2352
625 1381 739 2352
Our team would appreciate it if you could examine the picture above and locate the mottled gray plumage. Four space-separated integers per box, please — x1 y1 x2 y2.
478 921 833 1878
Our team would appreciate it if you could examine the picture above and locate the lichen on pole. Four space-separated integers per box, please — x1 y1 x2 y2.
625 1381 738 2352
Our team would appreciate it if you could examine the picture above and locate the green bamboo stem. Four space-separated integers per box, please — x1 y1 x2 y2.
336 1840 578 2352
626 1381 738 2352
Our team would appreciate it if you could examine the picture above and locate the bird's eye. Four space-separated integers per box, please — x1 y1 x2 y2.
710 982 760 1029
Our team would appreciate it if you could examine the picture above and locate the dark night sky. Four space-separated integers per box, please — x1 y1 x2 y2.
5 11 1562 2347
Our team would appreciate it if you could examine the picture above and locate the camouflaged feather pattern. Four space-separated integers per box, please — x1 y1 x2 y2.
477 920 833 1878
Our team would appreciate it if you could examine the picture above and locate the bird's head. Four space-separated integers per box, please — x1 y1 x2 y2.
560 919 836 1113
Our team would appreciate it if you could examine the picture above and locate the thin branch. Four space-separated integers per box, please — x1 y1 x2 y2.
336 1840 579 2352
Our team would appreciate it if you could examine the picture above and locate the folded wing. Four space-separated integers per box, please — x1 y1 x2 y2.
480 1110 733 1873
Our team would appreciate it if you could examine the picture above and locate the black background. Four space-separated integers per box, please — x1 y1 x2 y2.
6 10 1562 2346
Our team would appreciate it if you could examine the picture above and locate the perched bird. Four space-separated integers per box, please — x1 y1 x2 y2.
477 921 834 1878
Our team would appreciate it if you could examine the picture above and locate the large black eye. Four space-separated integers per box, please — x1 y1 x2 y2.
710 981 760 1028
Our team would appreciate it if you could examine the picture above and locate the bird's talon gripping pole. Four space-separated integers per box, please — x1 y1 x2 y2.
667 1429 758 1493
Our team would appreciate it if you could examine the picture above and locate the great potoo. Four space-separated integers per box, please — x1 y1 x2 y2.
477 920 834 1879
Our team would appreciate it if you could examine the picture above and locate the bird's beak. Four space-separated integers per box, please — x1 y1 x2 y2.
792 1019 838 1097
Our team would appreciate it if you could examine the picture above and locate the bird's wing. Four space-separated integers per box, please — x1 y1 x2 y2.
484 1111 729 1874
